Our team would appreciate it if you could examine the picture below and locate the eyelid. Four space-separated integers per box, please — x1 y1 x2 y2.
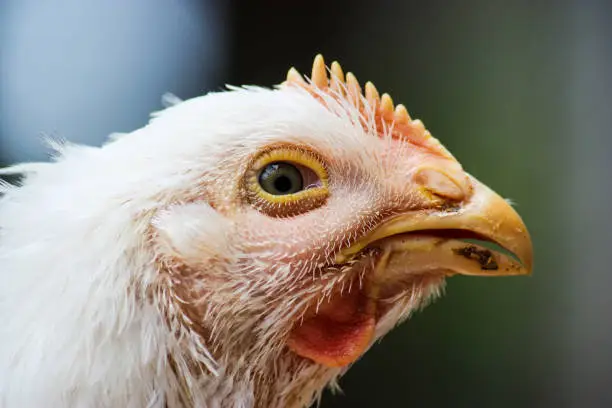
253 148 328 184
245 146 330 217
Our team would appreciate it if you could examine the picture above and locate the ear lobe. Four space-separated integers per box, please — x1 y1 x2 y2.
152 202 231 265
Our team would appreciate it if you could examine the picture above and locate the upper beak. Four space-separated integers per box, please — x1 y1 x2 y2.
336 175 533 277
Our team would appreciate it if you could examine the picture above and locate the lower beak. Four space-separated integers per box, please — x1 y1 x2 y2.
336 176 533 277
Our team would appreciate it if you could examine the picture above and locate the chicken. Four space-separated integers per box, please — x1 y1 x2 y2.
0 54 532 408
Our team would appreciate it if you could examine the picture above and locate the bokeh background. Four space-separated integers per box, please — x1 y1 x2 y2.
1 1 610 407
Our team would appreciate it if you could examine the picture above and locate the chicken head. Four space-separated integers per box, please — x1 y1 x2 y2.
0 55 532 408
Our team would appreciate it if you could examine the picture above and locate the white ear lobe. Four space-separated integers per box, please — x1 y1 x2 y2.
152 202 231 264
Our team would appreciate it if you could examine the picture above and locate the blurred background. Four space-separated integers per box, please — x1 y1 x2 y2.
1 0 610 407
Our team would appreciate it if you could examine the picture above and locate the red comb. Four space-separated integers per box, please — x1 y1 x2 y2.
283 54 453 159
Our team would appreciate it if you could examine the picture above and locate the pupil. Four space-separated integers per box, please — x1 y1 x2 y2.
274 176 292 193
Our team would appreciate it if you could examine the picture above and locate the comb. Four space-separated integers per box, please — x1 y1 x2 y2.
283 54 452 159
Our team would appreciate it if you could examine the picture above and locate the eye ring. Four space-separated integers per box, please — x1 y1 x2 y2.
245 147 329 217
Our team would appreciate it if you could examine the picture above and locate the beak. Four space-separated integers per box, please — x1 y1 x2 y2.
336 175 533 277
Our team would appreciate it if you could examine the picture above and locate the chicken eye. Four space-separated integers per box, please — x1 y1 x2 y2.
245 147 330 217
258 162 303 195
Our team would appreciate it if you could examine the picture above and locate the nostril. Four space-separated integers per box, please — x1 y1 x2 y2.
414 167 466 201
